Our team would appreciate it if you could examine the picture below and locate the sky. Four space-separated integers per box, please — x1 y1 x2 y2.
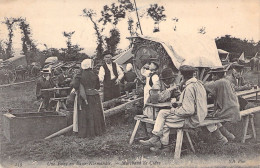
0 0 259 56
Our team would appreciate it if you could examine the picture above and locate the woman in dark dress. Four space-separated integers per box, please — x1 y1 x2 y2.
72 59 105 138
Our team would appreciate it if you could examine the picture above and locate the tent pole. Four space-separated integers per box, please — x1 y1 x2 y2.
134 0 143 35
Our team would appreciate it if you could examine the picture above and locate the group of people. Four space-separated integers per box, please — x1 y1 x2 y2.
36 51 252 144
36 52 137 138
139 60 252 152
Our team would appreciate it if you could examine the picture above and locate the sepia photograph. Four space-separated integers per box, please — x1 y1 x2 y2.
0 0 259 167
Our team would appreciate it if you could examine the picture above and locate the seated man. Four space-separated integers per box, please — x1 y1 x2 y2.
204 67 240 145
226 61 251 110
36 68 55 111
56 69 72 97
140 65 208 151
158 67 181 103
226 61 252 91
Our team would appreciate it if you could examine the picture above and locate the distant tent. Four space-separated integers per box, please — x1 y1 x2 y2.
218 49 229 64
4 55 27 67
113 48 133 65
238 52 245 61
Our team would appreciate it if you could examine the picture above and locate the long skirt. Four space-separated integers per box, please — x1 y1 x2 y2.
78 94 106 138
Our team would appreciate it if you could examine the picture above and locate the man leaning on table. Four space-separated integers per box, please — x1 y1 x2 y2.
139 65 208 152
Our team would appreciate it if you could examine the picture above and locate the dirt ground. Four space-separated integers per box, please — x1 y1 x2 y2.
0 71 260 168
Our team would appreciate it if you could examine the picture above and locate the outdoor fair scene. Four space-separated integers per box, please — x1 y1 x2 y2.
0 0 260 167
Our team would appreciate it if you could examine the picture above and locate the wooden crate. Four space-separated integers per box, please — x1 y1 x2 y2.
2 112 67 142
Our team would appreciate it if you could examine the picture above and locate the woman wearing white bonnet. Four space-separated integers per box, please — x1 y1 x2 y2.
71 58 105 138
122 63 137 92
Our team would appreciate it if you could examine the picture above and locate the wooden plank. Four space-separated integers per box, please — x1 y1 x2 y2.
129 119 141 145
45 125 73 140
174 129 184 159
104 97 142 118
185 131 195 153
250 115 257 139
242 115 249 143
240 106 260 116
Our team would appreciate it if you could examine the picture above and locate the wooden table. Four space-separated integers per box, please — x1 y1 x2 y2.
146 102 171 120
236 88 260 101
38 87 71 112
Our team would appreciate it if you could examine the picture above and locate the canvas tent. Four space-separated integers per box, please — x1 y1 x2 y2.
113 48 133 67
130 32 222 81
132 32 222 69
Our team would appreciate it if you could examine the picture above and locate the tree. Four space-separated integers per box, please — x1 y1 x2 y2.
82 9 104 59
105 28 120 55
147 4 166 32
2 17 20 60
215 35 260 60
61 31 84 61
18 18 37 64
0 40 6 60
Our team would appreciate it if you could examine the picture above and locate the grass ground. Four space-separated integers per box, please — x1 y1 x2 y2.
0 71 260 167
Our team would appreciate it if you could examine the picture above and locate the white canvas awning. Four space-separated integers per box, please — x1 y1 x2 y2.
135 32 222 69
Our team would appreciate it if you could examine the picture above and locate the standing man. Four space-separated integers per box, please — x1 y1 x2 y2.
36 68 55 111
140 65 208 151
98 52 124 101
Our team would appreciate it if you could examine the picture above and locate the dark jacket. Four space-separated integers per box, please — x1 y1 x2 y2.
36 76 55 98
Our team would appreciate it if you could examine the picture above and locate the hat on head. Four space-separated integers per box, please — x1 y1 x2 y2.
232 61 245 69
179 65 197 73
160 68 178 80
41 68 51 74
209 66 227 73
81 59 93 70
102 51 113 57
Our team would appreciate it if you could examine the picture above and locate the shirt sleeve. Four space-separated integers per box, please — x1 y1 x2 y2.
116 64 124 80
174 87 195 117
98 66 105 82
140 66 150 77
152 74 160 89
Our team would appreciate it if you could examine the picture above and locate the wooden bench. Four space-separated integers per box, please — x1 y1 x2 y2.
129 106 260 159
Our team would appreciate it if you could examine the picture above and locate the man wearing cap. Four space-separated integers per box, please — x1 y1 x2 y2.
36 68 55 111
204 66 240 145
140 65 207 151
158 67 181 102
98 52 124 101
226 61 252 91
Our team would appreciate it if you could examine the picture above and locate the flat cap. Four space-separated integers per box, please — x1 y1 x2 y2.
179 65 197 73
160 68 178 80
209 66 227 73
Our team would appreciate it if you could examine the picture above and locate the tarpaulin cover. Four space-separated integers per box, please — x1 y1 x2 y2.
136 32 222 69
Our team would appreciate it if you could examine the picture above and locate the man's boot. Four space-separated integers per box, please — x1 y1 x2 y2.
219 126 235 141
212 129 228 145
139 135 160 146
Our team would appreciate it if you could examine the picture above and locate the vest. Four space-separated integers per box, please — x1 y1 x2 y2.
103 62 118 84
